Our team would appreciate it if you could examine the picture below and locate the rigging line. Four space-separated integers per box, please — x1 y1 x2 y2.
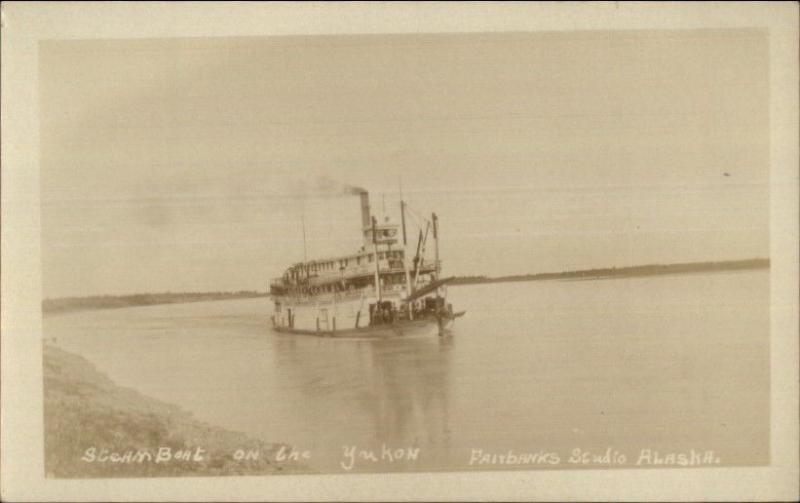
405 204 431 226
404 207 425 228
404 203 422 221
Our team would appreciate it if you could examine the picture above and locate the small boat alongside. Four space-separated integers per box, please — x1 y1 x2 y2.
269 190 464 338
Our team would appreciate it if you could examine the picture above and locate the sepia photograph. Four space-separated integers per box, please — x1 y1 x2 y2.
2 2 798 501
37 28 774 477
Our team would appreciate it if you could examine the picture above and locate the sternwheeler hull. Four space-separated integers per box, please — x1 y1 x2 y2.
271 317 456 339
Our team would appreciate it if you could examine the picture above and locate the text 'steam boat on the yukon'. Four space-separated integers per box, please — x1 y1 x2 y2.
269 190 464 338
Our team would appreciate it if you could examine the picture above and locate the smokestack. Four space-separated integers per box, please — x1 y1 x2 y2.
360 191 371 229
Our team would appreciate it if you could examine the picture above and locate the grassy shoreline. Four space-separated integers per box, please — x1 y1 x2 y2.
44 344 311 478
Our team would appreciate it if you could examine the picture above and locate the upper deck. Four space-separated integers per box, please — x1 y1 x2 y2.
269 246 438 295
268 190 440 298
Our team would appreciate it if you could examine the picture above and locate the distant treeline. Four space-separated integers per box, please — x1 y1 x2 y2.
43 258 769 313
449 258 770 286
42 290 268 314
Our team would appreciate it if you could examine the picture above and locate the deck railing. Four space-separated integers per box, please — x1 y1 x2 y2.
279 285 407 305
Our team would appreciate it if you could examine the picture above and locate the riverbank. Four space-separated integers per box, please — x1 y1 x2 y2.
449 258 769 286
44 344 311 478
42 291 268 315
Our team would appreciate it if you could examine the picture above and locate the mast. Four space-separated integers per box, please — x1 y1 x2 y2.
372 216 381 302
432 212 443 335
301 214 309 286
301 214 308 264
412 223 429 290
400 197 408 246
401 199 413 319
432 212 440 281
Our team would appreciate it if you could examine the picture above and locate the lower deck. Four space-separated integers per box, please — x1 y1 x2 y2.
270 289 461 337
272 317 444 339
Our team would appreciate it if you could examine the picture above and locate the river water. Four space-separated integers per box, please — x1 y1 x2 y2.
45 270 769 473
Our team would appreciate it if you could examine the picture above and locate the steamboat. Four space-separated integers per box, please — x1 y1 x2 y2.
269 190 464 338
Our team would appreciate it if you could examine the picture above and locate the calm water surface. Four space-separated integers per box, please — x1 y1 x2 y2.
45 270 769 472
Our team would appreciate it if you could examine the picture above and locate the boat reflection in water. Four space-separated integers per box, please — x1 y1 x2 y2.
267 330 454 472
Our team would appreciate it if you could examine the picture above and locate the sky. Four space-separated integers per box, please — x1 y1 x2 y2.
39 29 769 298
